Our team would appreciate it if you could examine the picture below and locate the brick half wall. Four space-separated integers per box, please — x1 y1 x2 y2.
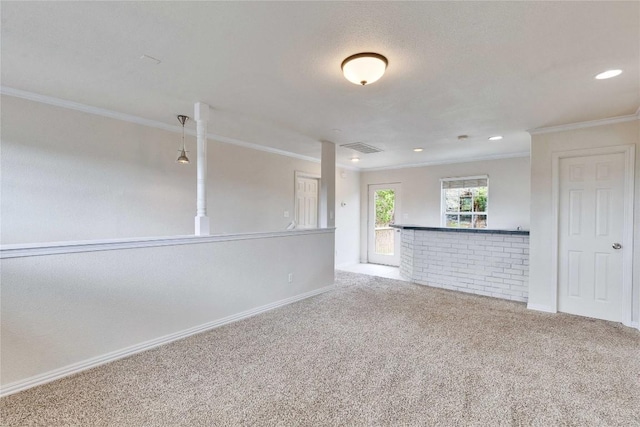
400 229 529 302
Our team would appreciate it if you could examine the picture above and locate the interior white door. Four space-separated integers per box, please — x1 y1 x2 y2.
295 176 319 229
558 152 626 322
368 184 401 266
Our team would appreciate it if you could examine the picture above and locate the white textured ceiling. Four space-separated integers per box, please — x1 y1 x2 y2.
2 1 638 169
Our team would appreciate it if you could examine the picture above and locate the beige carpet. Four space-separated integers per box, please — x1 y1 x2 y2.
2 271 639 426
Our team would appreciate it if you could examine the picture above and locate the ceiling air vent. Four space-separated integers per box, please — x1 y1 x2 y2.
340 142 383 154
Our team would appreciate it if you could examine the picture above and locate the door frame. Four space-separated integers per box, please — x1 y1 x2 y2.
367 183 401 266
551 144 635 327
294 171 320 229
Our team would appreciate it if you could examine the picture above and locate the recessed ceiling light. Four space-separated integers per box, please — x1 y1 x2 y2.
351 157 360 162
457 135 468 141
413 148 424 152
341 53 388 86
595 69 622 80
488 136 503 141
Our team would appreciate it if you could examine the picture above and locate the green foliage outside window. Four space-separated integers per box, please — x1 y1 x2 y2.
444 186 488 229
474 187 487 212
375 190 395 227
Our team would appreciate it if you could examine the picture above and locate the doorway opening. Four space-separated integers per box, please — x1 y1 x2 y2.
368 183 401 266
294 171 320 229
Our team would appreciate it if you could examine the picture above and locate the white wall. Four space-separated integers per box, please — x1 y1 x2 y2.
335 167 360 267
0 95 361 264
210 141 319 234
0 94 358 393
359 156 531 262
0 231 335 390
529 119 639 326
1 95 196 243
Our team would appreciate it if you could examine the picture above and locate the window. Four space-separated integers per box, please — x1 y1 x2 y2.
441 176 488 229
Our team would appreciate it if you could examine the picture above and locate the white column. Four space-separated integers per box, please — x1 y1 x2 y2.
194 102 210 235
320 140 336 228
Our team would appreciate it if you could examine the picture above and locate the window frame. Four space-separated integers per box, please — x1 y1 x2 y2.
440 175 490 229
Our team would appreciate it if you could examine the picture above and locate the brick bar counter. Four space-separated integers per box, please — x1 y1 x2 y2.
391 225 530 302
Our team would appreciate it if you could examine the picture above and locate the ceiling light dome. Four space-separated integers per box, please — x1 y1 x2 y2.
341 53 388 86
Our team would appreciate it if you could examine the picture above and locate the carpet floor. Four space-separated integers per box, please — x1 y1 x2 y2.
1 271 639 426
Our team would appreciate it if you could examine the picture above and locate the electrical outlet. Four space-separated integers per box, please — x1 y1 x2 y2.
288 273 293 283
284 211 290 218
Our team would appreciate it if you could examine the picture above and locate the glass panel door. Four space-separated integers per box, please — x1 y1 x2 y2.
374 189 396 256
368 184 401 266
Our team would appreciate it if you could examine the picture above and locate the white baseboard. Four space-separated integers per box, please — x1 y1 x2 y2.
527 303 557 313
527 307 639 330
0 284 336 398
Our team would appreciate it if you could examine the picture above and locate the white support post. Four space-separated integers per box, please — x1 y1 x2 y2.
194 102 210 235
320 140 336 228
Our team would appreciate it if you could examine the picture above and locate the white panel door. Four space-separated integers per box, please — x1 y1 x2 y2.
295 176 319 229
368 184 401 266
558 153 625 322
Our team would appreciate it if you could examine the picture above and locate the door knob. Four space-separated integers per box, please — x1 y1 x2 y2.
612 243 622 250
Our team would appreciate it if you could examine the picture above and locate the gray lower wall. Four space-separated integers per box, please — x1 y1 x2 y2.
1 231 335 390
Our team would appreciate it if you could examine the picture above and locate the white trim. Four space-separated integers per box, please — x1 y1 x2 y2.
550 145 635 327
529 113 639 135
362 152 530 172
295 170 321 180
0 86 181 133
0 228 335 259
527 303 557 314
440 174 489 182
0 86 359 170
0 284 336 397
213 133 320 166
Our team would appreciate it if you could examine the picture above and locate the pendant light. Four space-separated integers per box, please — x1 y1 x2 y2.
176 115 190 164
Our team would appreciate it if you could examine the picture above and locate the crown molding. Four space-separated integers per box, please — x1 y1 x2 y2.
528 111 639 135
1 86 183 133
361 151 530 172
0 86 359 170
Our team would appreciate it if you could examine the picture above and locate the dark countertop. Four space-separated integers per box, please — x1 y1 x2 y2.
390 224 530 236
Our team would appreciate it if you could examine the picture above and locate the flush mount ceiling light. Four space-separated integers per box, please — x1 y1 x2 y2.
351 157 360 162
413 148 424 152
176 115 190 164
488 135 503 141
595 69 623 80
341 52 388 86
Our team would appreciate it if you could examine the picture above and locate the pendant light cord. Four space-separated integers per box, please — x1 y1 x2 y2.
177 115 189 151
